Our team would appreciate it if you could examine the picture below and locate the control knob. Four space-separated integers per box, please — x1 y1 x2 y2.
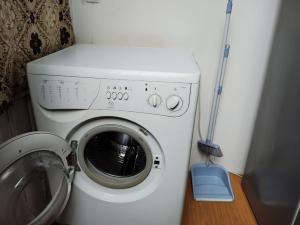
148 94 161 108
166 95 182 111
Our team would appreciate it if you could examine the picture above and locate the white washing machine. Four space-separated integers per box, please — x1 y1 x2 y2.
0 44 200 225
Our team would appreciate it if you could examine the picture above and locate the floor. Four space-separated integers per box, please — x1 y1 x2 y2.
182 174 258 225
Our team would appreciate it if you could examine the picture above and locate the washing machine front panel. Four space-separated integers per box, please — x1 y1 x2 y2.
25 45 201 225
0 132 75 225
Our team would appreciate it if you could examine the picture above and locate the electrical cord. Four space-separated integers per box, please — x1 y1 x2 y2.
195 71 217 165
197 71 203 141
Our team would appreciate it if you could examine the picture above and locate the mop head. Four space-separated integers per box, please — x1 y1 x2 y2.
198 140 223 157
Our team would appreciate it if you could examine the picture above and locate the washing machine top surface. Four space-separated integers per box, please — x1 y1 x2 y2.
27 44 200 83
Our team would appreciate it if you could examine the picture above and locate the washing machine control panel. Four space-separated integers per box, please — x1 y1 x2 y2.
92 79 191 117
30 75 191 117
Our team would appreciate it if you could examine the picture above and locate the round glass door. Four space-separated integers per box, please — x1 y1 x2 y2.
0 151 70 225
85 131 147 177
77 123 154 189
0 132 73 225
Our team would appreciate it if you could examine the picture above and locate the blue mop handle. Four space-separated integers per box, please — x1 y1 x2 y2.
206 0 233 143
226 0 233 14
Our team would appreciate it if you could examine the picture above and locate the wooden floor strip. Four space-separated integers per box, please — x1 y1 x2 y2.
182 174 258 225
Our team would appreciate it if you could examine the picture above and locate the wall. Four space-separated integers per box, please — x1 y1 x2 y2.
70 0 281 174
0 97 35 144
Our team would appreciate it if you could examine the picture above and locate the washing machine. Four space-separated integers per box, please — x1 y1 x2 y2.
0 44 200 225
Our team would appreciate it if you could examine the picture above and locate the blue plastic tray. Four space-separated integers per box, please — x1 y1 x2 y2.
191 163 234 202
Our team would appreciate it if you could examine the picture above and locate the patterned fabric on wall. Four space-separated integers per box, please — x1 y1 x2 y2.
0 0 75 113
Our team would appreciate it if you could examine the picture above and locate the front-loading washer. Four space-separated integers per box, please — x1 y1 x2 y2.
0 44 200 225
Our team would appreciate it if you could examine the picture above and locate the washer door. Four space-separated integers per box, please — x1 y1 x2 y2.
0 132 74 225
70 118 163 189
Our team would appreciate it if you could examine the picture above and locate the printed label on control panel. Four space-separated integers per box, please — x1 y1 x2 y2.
37 76 100 110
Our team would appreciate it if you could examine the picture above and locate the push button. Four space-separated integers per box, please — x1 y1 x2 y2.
117 92 123 100
111 92 117 100
123 92 129 100
106 91 111 99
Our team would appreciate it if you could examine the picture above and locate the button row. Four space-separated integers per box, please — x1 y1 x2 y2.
106 91 129 100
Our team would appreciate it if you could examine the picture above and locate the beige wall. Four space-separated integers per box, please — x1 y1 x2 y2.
70 0 281 174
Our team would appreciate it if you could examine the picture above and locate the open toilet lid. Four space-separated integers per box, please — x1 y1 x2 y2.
0 132 74 225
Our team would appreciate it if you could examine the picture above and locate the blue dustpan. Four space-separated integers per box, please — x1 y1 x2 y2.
191 163 234 202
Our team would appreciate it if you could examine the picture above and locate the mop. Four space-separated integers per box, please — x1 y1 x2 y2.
198 0 233 158
191 0 235 202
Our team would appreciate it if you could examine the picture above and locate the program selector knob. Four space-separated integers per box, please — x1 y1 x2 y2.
166 95 182 111
148 94 161 108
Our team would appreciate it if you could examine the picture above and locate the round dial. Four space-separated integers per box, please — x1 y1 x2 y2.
166 95 182 111
148 94 161 108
